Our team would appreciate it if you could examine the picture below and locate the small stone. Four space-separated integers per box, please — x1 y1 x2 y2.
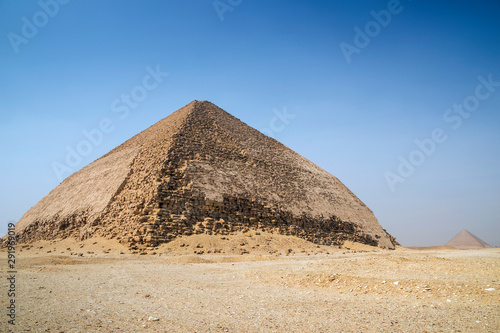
148 316 159 321
393 281 399 285
485 288 495 292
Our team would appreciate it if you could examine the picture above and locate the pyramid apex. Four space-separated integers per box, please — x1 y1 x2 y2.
185 100 218 112
189 99 212 105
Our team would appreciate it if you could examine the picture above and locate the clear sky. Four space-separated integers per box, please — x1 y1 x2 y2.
1 0 499 246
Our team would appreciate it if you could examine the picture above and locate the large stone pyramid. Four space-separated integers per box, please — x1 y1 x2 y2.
9 101 396 249
445 230 493 249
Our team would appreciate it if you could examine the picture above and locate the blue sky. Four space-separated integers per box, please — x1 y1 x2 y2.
1 0 499 246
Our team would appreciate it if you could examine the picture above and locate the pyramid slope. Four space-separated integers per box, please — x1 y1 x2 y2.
15 102 193 240
445 230 493 249
9 101 395 249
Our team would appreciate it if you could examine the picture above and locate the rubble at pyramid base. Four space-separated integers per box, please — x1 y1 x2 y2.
16 194 383 251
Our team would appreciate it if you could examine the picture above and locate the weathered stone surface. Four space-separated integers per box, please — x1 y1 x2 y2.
5 100 396 249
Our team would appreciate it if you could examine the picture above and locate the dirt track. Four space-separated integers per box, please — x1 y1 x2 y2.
1 236 499 332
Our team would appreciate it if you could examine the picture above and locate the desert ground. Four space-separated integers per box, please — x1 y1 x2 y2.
1 232 499 332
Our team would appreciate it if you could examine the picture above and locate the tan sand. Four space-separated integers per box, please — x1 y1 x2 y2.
1 235 498 332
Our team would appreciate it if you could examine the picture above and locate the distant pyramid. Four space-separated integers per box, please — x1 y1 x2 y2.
445 230 493 249
5 101 396 249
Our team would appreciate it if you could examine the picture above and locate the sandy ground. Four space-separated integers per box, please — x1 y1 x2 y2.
1 233 499 332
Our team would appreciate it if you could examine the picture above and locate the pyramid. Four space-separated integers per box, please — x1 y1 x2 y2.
6 101 396 249
445 230 493 249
